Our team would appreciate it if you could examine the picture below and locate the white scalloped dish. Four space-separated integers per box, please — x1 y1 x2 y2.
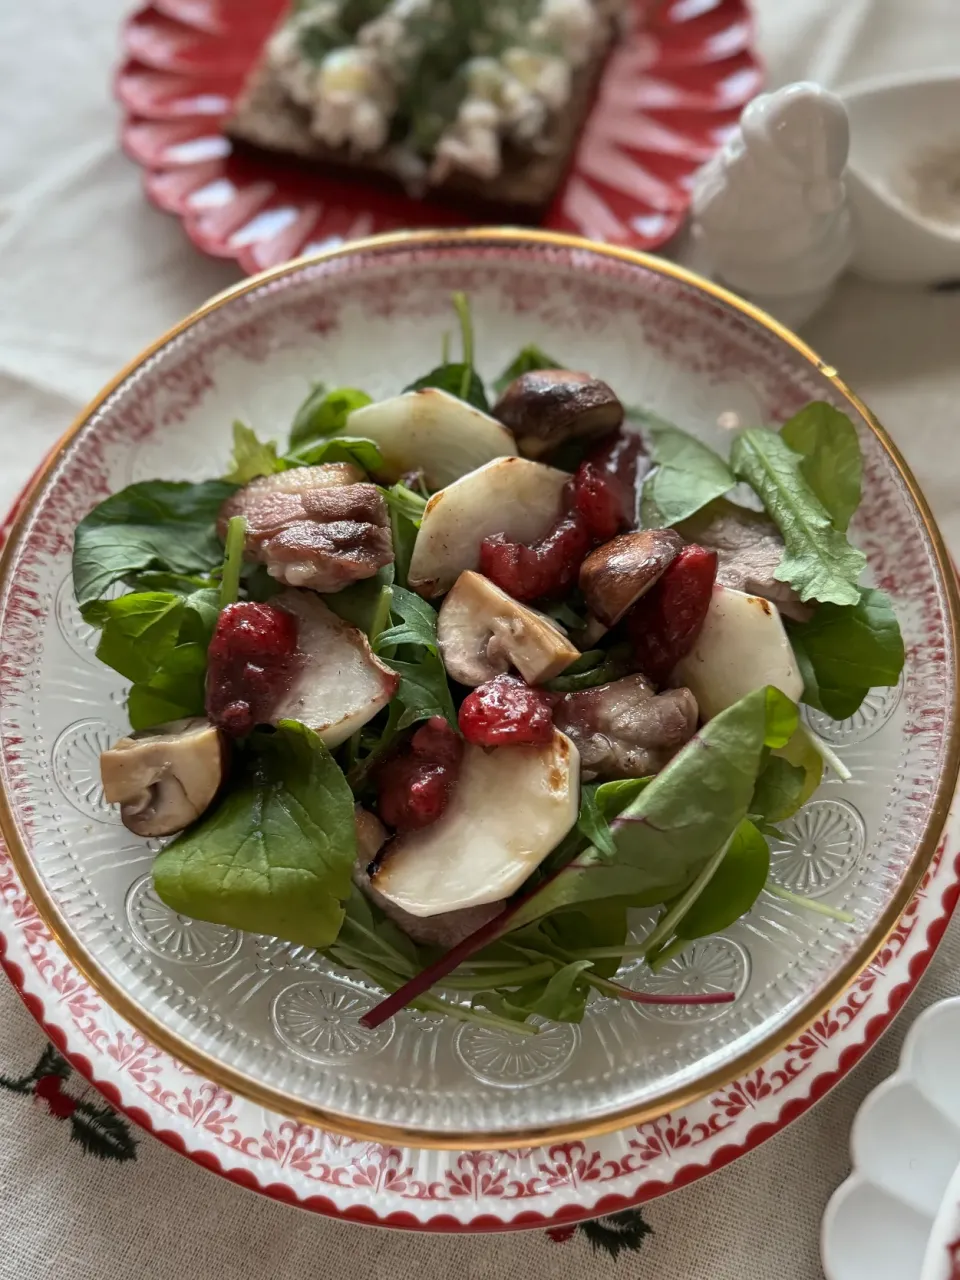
823 997 960 1280
0 230 957 1149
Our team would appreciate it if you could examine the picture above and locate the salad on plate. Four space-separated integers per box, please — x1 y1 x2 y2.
79 296 905 1038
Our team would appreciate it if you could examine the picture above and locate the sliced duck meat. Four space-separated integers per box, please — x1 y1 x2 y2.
218 463 394 592
679 500 813 622
553 674 698 780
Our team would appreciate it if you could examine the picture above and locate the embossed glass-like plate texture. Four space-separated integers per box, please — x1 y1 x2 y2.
0 234 955 1144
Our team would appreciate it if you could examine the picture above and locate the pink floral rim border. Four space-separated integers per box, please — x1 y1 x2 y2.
1 483 958 1231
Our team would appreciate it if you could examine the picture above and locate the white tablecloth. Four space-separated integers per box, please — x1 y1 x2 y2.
1 2 959 1276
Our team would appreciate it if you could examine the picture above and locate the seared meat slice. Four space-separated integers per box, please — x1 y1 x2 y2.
679 500 813 622
219 463 394 592
352 806 503 949
554 674 698 780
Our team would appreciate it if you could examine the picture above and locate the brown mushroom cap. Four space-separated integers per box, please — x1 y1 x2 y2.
100 717 227 837
437 570 580 686
493 370 624 458
579 529 684 628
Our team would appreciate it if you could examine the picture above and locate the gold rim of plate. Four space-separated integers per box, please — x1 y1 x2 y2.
1 228 957 1151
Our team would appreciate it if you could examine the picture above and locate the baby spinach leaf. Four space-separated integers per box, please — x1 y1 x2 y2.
404 365 490 412
640 420 736 528
374 585 439 653
223 422 287 483
509 686 798 928
780 402 862 533
750 754 807 825
773 729 823 809
493 344 562 395
85 592 185 685
153 720 356 949
288 385 373 450
786 586 904 720
731 428 866 606
72 479 236 607
286 436 384 473
575 777 653 860
674 818 770 940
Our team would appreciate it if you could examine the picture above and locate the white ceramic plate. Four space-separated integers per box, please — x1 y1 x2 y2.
0 229 957 1151
823 996 960 1280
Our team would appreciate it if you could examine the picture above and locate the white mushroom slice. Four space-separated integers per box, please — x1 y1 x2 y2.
437 570 580 686
347 388 517 488
100 717 226 837
271 589 399 747
371 731 579 916
671 584 803 721
408 457 570 598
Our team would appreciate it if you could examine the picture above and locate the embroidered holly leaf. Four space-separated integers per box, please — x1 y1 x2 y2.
0 1044 70 1094
579 1208 654 1259
70 1101 138 1162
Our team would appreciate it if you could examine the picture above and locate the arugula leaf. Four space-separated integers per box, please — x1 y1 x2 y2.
750 754 807 825
374 585 439 652
288 385 373 450
493 344 561 395
545 644 633 693
387 652 458 731
786 586 904 720
286 436 384 473
731 428 866 606
780 402 862 532
508 686 798 928
325 568 395 636
153 720 356 948
640 420 736 527
476 960 594 1024
223 422 286 483
72 479 236 607
674 818 770 940
382 483 426 587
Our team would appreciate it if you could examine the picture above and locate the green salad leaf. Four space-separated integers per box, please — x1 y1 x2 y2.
673 818 770 940
287 436 384 473
640 419 736 528
386 652 458 732
787 586 904 719
382 483 426 587
509 686 798 928
545 645 633 692
373 585 440 652
493 344 561 394
72 479 236 607
403 291 489 412
223 421 286 483
153 721 356 948
288 385 373 451
780 401 862 532
731 428 866 606
750 753 807 826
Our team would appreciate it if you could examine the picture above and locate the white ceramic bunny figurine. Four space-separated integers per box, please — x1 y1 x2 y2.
689 82 853 329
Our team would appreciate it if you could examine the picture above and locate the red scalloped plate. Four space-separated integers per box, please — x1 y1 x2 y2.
116 0 763 274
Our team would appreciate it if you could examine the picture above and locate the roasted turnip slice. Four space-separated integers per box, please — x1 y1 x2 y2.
269 590 398 746
347 389 517 487
371 731 579 916
672 584 803 720
407 457 569 598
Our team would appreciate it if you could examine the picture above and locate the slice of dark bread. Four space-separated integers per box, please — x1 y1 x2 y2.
226 4 625 220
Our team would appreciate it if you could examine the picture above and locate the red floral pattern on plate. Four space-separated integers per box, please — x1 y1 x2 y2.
116 0 762 273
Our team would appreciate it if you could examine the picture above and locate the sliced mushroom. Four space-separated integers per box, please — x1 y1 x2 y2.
218 464 393 592
408 457 569 598
437 571 580 686
351 808 505 947
270 590 399 746
372 731 579 916
677 499 814 622
671 584 803 720
347 388 517 488
579 529 684 628
553 675 698 780
493 370 624 458
100 717 226 837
